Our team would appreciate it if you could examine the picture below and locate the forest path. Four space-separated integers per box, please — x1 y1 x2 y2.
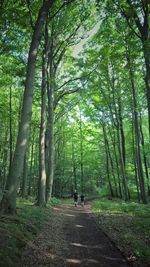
19 203 130 267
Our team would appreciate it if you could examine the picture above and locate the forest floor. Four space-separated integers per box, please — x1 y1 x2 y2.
19 203 131 267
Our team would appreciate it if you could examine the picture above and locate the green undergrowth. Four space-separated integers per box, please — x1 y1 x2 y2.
48 196 61 206
0 198 52 267
92 198 150 266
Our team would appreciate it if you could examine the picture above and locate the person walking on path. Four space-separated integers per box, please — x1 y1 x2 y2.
73 189 78 207
80 194 85 206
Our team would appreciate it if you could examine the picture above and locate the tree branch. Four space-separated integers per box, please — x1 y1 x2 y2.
25 0 34 30
57 63 99 91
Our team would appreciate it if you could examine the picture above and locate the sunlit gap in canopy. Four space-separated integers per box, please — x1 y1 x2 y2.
72 20 101 58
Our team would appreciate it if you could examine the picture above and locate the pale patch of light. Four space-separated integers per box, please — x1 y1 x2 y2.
75 224 84 228
68 116 75 124
71 243 104 249
31 48 37 56
64 213 75 217
71 242 84 247
86 136 94 141
72 21 101 57
21 139 27 147
66 258 81 264
41 171 46 181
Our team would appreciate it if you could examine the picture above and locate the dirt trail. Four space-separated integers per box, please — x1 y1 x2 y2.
20 204 130 267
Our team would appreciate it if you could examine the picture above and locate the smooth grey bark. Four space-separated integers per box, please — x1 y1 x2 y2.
46 32 55 202
21 153 28 198
46 83 54 202
37 24 48 207
0 0 54 214
28 132 35 197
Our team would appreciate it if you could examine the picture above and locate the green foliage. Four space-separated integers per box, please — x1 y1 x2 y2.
48 197 61 206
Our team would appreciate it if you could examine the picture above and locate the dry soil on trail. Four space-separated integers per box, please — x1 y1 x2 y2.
19 204 130 267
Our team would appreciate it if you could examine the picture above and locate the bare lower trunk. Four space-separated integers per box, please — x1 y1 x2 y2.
21 153 28 198
102 123 114 197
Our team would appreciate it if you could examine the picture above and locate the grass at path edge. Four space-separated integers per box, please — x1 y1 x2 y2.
0 197 60 267
92 198 150 267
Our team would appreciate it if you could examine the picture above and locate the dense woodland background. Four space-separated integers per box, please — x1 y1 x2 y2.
0 0 150 214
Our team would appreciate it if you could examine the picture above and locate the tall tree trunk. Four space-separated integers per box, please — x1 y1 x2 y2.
1 126 9 189
37 24 48 207
0 0 54 214
102 123 114 197
107 130 118 197
79 109 84 193
28 133 35 197
126 44 147 204
9 86 13 174
71 134 77 190
110 75 129 200
139 113 150 196
109 130 122 198
46 31 55 202
131 112 140 202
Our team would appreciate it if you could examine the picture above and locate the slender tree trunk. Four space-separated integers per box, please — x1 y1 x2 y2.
102 123 114 197
106 68 129 200
46 33 55 202
131 112 140 202
118 96 126 168
9 86 13 174
37 24 48 207
28 131 35 197
126 45 147 204
111 81 129 200
107 130 118 197
79 109 84 193
71 135 77 190
0 0 54 214
109 130 122 198
1 126 9 188
139 113 150 196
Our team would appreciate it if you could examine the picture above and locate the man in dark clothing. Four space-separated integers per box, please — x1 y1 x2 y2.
73 189 78 206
